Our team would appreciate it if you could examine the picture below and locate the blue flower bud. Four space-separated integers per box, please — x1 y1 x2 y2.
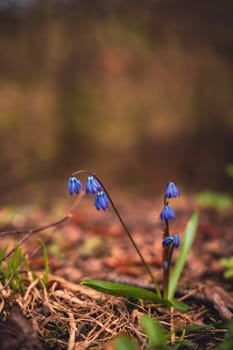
165 182 180 199
68 176 82 196
94 191 109 211
173 233 180 248
160 205 176 222
86 176 102 194
162 236 174 247
163 261 169 271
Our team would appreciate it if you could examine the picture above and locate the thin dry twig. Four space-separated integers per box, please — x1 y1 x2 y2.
68 311 77 350
2 215 70 261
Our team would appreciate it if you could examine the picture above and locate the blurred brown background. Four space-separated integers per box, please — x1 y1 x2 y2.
0 0 232 205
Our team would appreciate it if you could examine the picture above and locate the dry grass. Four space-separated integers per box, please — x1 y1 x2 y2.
8 273 148 349
0 271 225 350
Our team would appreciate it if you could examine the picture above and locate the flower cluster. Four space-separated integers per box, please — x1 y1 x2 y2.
160 181 181 248
68 175 109 211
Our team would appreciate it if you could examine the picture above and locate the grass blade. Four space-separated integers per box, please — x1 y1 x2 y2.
169 298 191 312
168 211 198 299
39 239 49 286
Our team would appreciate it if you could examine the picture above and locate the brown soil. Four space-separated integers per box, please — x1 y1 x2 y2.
0 195 232 349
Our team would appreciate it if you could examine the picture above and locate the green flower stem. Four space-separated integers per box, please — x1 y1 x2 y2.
95 175 161 298
162 217 176 299
72 170 161 298
163 219 170 299
162 196 177 299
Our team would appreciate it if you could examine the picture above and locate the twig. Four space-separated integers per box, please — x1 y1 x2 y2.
68 311 77 350
2 215 70 261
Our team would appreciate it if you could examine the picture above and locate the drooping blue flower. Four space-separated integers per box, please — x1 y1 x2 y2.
86 176 102 194
160 205 176 222
162 236 174 247
165 182 180 199
68 176 82 196
94 191 109 211
173 233 180 248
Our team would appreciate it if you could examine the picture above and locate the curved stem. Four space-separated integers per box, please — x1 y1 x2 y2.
90 172 161 298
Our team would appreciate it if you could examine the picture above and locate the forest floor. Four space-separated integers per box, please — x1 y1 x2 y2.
0 193 232 349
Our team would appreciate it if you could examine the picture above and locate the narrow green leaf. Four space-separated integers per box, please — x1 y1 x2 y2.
0 245 8 262
168 211 198 299
39 239 49 286
168 298 191 312
81 279 163 304
185 324 212 332
140 315 167 347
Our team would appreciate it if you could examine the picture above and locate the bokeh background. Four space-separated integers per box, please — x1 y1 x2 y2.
0 0 232 205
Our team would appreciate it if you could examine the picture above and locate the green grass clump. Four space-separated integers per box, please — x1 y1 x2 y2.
0 246 28 292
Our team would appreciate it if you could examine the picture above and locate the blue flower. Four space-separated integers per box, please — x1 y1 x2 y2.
162 236 174 247
173 233 180 248
68 176 82 196
160 205 176 221
86 176 102 194
94 191 109 211
165 182 180 199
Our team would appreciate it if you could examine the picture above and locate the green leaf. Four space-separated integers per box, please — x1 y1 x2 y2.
168 298 191 312
0 245 8 262
39 239 49 286
168 211 198 300
220 319 233 350
113 335 139 350
140 314 167 348
81 279 164 304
